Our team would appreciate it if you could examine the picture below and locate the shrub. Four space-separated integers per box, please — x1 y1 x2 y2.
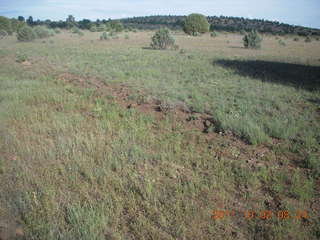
150 28 175 50
71 27 81 34
71 27 84 37
97 24 106 32
183 13 209 36
90 25 97 32
293 37 299 41
124 34 129 40
210 31 218 37
243 30 262 49
305 36 312 43
100 32 108 40
0 30 8 39
33 26 52 38
17 26 36 42
0 16 12 35
240 30 246 35
278 39 286 46
54 28 61 34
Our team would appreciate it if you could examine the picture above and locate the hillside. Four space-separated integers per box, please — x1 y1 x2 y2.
121 15 320 36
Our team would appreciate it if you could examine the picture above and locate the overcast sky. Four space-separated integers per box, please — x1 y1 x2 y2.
0 0 319 29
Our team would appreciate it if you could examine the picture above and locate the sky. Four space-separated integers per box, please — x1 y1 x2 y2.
0 0 319 29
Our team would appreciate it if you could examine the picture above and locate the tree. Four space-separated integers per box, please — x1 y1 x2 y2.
150 28 175 50
243 30 262 49
78 19 92 29
26 16 34 26
18 16 25 22
0 16 12 35
183 13 209 36
66 15 76 29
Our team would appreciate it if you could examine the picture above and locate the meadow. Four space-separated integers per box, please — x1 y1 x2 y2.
0 30 319 239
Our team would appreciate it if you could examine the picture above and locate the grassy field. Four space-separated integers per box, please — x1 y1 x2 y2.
0 30 319 239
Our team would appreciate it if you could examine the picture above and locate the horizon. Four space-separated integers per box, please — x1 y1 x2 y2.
0 0 319 29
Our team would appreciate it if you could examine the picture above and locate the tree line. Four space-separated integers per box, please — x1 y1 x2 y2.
1 14 319 36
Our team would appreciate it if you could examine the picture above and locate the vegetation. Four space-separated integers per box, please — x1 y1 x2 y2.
33 26 54 38
243 30 262 49
0 21 319 240
305 36 312 43
150 28 175 49
122 15 320 36
210 31 218 37
183 13 210 36
278 39 286 46
17 26 36 41
0 16 12 35
0 29 8 39
100 31 108 40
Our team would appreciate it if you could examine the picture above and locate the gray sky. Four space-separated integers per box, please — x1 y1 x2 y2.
0 0 319 29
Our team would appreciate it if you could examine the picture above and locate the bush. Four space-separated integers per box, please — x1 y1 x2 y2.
97 24 106 32
278 39 286 46
0 16 12 35
0 30 8 39
100 32 108 40
305 36 312 43
150 28 175 50
54 28 61 34
124 34 129 40
90 26 97 32
17 26 36 42
71 27 84 37
33 26 52 38
243 30 262 49
71 27 81 34
183 13 209 36
210 31 218 37
293 37 299 41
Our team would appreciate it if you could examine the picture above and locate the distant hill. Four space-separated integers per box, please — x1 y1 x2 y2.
121 15 320 36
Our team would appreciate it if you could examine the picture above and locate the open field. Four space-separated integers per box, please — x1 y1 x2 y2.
0 30 319 239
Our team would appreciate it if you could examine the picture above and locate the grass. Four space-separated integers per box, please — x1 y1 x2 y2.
0 31 319 239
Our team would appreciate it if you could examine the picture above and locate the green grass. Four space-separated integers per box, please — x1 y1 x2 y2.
0 32 319 239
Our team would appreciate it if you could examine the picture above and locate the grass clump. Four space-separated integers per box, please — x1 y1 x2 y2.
304 154 320 177
15 53 28 63
150 28 175 50
243 30 262 49
17 26 36 42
